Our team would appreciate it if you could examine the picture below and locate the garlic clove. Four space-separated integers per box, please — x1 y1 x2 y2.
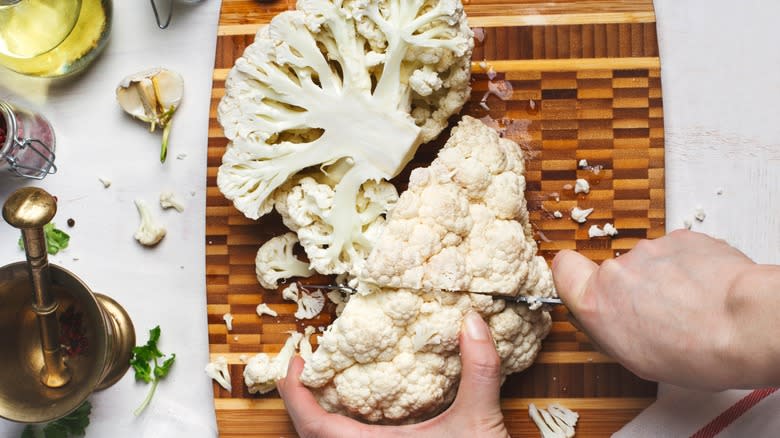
116 68 184 162
152 69 184 110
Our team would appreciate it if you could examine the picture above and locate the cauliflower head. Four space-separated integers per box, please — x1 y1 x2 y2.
218 0 474 275
300 287 552 423
255 232 314 289
361 116 556 297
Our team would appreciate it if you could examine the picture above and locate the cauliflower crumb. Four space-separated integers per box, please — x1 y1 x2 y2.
578 159 588 168
603 223 618 236
529 99 536 110
239 354 248 363
588 223 618 238
553 211 563 219
574 178 590 195
205 356 232 392
683 218 693 230
529 402 579 438
133 199 166 246
160 191 185 212
472 27 485 43
98 177 112 188
223 313 233 331
570 207 594 224
256 303 278 318
588 225 607 238
694 205 706 222
563 183 573 191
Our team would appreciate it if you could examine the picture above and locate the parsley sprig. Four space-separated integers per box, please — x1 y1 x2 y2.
21 401 91 438
18 223 70 255
130 326 175 416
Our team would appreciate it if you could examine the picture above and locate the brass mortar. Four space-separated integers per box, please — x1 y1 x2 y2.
0 188 135 423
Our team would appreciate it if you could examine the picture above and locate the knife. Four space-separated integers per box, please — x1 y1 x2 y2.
298 283 564 306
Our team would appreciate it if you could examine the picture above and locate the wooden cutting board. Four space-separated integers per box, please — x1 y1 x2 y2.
206 0 665 436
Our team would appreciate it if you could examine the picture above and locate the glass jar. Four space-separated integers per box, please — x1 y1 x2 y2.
0 100 57 179
0 0 112 77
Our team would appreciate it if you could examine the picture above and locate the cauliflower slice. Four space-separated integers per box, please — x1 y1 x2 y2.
300 287 551 424
282 283 326 320
361 116 556 298
133 199 166 246
205 356 232 392
255 233 314 289
529 403 579 438
244 331 303 394
217 0 474 275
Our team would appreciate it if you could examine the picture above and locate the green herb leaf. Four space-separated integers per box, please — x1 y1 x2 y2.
17 223 70 255
130 326 175 416
21 401 92 438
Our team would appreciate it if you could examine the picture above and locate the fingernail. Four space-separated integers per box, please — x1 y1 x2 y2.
465 312 489 341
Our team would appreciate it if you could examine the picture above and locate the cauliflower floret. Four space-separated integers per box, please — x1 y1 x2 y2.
255 233 314 289
301 286 551 424
217 0 474 276
244 331 303 394
159 191 185 212
299 325 318 362
361 116 556 298
133 199 166 246
256 303 279 318
275 177 399 274
205 356 232 392
222 313 233 331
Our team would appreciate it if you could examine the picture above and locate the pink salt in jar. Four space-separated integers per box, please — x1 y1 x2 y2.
0 100 57 179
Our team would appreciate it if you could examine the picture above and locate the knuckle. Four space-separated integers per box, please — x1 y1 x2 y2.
468 354 502 381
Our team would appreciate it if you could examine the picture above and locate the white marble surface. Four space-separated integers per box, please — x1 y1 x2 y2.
0 1 221 437
0 0 777 437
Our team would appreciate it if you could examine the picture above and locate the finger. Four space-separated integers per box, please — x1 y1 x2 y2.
277 356 372 438
450 312 503 414
552 249 598 317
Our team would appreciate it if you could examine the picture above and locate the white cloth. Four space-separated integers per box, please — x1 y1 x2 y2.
615 385 780 437
0 1 221 437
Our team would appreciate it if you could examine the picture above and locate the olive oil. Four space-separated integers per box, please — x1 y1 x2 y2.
0 0 81 58
0 0 111 77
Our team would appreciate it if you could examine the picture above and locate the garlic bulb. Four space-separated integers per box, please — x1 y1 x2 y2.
116 68 184 162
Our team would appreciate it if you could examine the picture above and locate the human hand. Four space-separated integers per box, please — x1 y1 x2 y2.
552 229 779 390
277 312 509 438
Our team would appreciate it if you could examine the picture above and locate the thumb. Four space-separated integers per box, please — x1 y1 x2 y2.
451 312 502 413
552 249 598 318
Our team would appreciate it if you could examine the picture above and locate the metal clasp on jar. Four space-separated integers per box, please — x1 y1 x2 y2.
0 100 57 180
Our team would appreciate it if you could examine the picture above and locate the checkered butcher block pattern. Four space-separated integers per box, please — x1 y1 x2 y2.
206 0 664 436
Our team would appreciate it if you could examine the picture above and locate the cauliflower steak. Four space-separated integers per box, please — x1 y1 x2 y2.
218 0 474 275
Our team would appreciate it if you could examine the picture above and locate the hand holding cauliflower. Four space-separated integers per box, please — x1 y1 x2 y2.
300 288 551 423
278 312 514 436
